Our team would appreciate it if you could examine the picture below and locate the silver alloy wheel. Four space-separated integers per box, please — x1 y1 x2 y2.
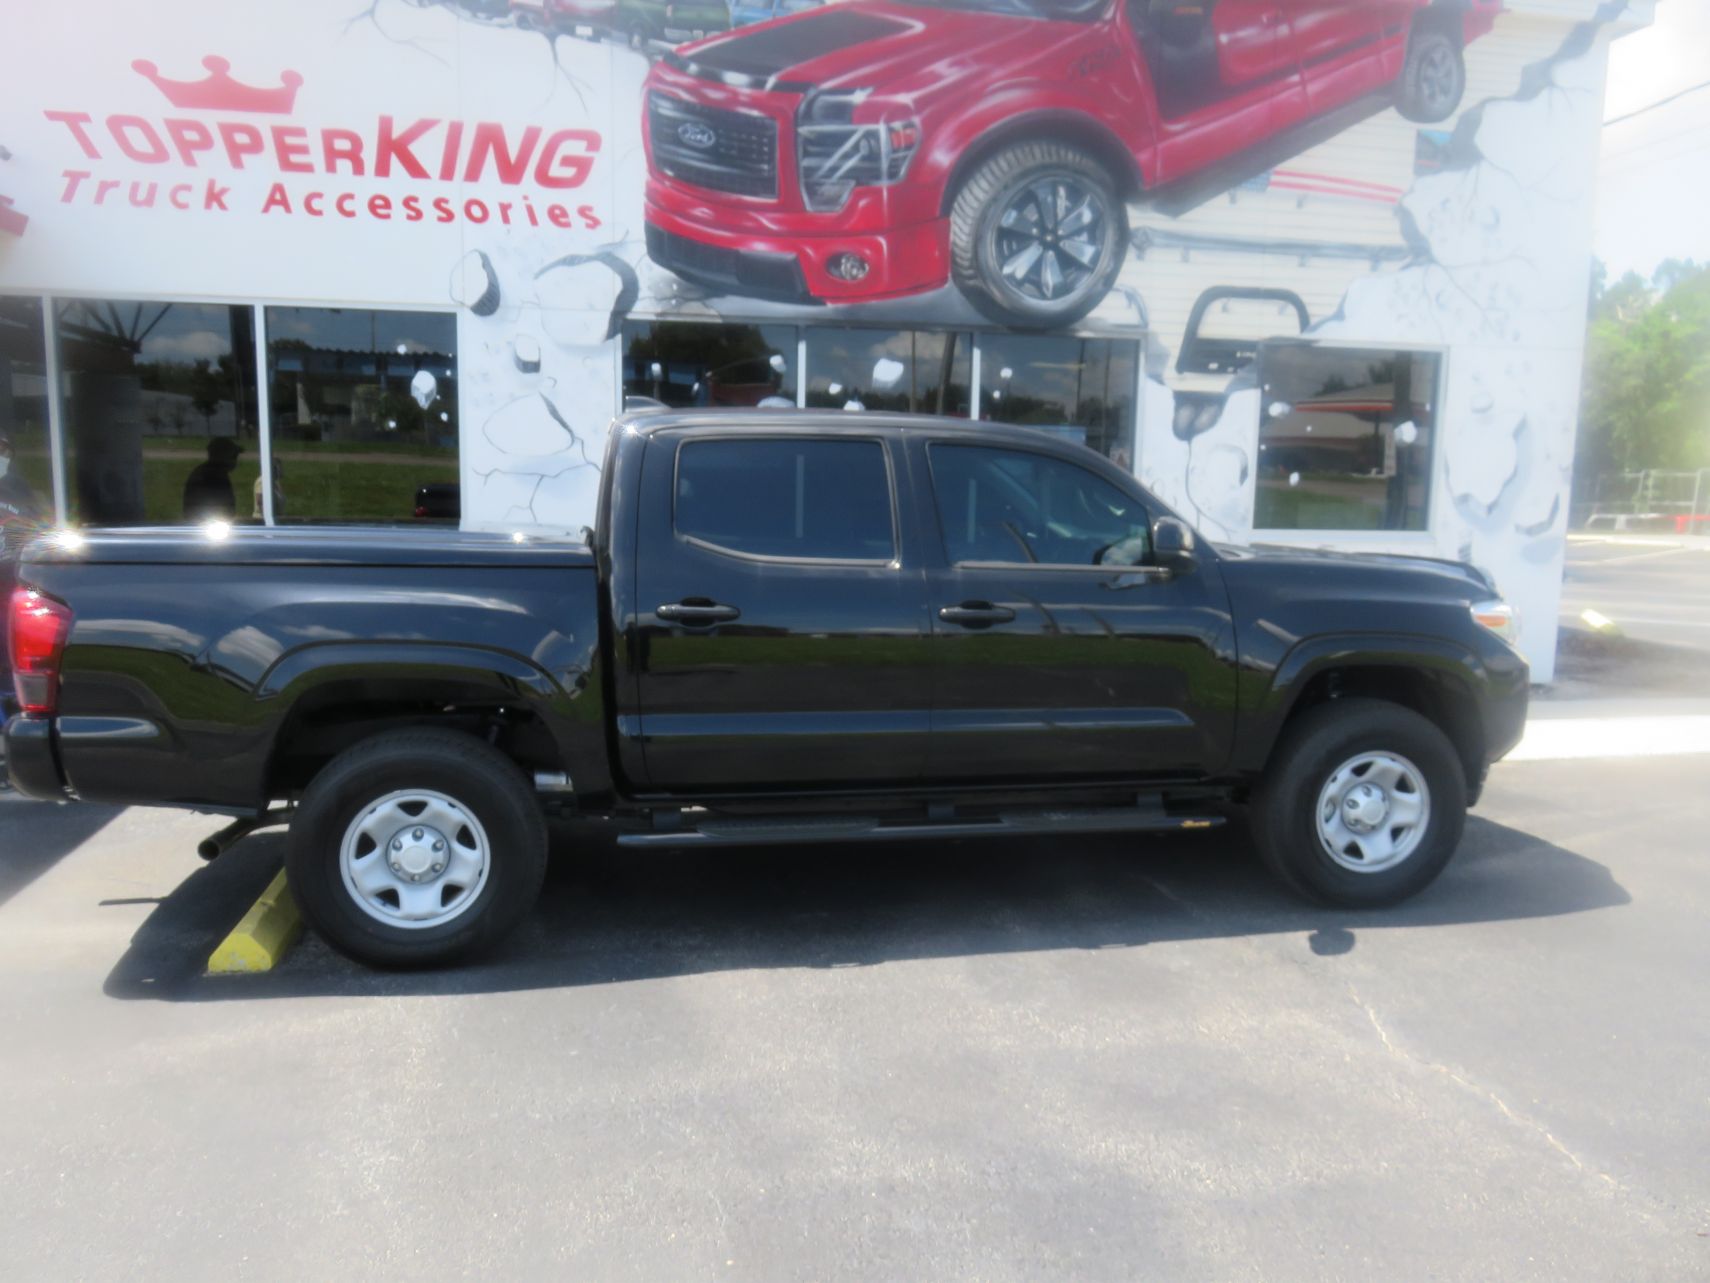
1416 42 1459 115
1314 751 1431 874
339 788 492 930
986 171 1111 311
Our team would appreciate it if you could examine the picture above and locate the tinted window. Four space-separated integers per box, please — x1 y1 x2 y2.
676 438 893 561
930 444 1150 567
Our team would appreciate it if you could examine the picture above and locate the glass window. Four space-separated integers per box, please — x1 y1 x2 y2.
622 322 797 409
1 297 53 554
977 335 1138 468
805 328 971 416
56 300 259 525
675 438 893 561
929 443 1151 567
266 307 459 524
1255 344 1439 532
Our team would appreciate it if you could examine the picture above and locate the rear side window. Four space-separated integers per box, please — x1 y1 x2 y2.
675 437 894 561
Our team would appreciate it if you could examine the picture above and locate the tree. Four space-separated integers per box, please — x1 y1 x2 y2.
1579 260 1710 480
189 358 223 434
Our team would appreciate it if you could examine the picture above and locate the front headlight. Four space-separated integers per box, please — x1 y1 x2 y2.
797 88 919 212
1471 598 1520 646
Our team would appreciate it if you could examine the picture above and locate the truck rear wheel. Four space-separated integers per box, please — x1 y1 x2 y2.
286 729 548 968
1397 27 1466 123
1249 698 1466 907
949 140 1128 329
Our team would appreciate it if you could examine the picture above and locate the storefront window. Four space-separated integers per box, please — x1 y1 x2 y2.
0 298 53 550
805 328 971 417
266 307 459 524
977 335 1138 469
621 322 797 409
1255 344 1438 532
56 300 259 525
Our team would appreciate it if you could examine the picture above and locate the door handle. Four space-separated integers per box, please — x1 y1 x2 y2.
939 601 1016 628
657 600 741 626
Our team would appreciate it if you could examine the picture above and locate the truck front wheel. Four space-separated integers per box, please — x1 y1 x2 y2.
1249 698 1467 907
949 140 1128 329
286 729 548 968
1397 27 1466 123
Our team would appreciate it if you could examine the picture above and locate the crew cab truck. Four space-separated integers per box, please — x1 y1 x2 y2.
643 0 1500 326
5 411 1528 968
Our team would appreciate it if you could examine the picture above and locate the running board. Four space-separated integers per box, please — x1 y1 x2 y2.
616 806 1224 848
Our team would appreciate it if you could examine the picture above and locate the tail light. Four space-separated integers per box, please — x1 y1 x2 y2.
9 587 73 715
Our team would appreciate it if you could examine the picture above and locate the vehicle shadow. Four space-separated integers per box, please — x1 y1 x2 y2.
0 800 126 910
103 813 1630 1002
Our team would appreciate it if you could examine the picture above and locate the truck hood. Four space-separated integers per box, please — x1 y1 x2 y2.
1214 542 1497 598
670 1 1094 95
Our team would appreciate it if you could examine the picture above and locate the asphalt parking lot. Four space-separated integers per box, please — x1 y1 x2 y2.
1 742 1707 1280
1561 535 1710 654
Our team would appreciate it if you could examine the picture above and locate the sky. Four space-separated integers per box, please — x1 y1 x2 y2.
1594 0 1710 283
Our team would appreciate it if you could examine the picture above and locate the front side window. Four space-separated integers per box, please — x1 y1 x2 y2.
929 443 1150 568
675 437 893 561
1256 344 1439 532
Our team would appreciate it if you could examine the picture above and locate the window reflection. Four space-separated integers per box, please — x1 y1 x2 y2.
56 300 259 525
621 321 797 408
805 328 970 416
1255 344 1437 532
977 334 1137 468
265 307 459 523
0 297 52 547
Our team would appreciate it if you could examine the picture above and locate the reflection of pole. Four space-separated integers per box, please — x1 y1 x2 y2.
936 332 956 416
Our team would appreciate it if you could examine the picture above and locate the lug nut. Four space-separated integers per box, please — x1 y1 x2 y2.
392 838 403 850
413 829 424 841
432 840 444 853
431 862 443 873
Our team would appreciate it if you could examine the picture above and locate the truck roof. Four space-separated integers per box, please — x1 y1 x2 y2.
23 524 595 568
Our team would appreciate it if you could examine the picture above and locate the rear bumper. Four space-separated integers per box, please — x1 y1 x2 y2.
3 714 69 800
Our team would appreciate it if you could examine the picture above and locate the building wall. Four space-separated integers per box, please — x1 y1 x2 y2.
0 0 1654 680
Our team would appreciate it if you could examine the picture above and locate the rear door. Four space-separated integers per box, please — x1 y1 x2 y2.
631 427 932 792
911 436 1237 784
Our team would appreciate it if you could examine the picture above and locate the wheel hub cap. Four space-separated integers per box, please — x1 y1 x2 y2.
1341 782 1389 831
1314 751 1431 874
339 789 492 929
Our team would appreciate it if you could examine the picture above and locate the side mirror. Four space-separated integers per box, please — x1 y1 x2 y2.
1152 516 1196 573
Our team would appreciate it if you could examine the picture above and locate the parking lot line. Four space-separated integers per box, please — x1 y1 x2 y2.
206 869 303 974
1508 715 1710 762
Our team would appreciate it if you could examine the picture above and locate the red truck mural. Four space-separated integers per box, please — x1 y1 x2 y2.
643 0 1500 326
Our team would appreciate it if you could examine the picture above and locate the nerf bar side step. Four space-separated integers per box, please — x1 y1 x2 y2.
616 805 1224 848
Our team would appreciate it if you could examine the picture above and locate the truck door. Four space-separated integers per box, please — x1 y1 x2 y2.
1131 0 1292 119
630 427 933 791
913 437 1237 783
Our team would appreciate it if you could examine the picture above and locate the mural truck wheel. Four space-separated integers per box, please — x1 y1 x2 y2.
1397 27 1466 123
950 140 1127 330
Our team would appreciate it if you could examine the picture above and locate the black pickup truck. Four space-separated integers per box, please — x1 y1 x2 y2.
4 411 1528 967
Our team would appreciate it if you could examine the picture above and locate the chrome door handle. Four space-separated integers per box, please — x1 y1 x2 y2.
657 601 741 625
938 602 1016 628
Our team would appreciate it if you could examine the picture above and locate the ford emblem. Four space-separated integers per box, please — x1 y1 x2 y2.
677 121 717 150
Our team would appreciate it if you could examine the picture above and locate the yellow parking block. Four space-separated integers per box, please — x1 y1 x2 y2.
208 870 303 974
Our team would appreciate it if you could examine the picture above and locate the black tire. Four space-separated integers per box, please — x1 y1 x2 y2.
1249 697 1467 907
949 139 1128 330
286 729 548 968
1397 27 1466 123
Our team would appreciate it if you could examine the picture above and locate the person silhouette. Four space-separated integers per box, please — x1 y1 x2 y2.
182 437 243 522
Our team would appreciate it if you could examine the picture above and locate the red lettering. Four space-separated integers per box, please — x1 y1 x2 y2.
462 123 539 185
94 179 120 205
203 179 230 211
108 115 169 163
438 121 463 181
165 119 214 166
368 193 393 220
546 203 571 229
128 180 157 208
172 182 194 210
432 196 454 223
463 198 489 223
322 129 366 176
45 111 101 159
335 192 356 218
377 116 436 179
402 194 424 221
261 183 292 214
271 125 312 173
59 170 92 202
534 130 599 189
304 191 324 217
521 195 539 227
579 204 601 230
498 201 514 224
218 122 264 168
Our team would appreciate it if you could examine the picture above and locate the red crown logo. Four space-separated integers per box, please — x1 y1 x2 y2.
131 55 303 114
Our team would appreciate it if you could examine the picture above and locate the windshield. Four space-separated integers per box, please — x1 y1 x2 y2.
899 0 1108 21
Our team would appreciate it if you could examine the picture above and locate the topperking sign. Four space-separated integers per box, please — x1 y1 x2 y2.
0 1 625 304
